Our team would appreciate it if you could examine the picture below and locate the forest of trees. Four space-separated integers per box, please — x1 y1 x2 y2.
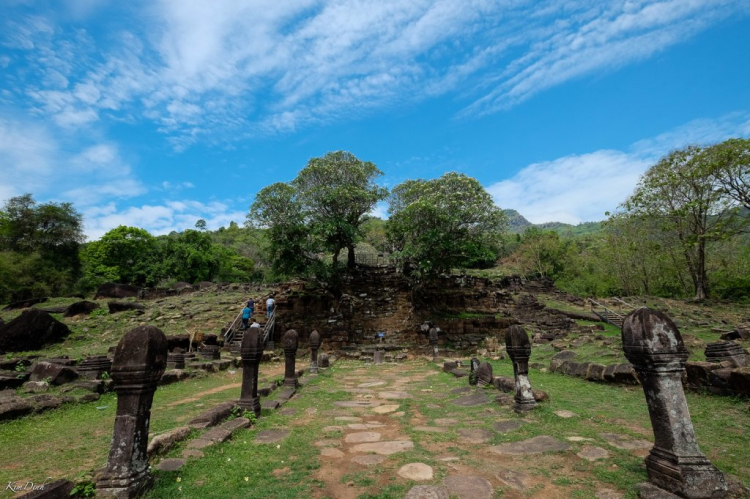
1 140 748 304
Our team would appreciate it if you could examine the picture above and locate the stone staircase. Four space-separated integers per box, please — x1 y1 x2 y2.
588 298 636 329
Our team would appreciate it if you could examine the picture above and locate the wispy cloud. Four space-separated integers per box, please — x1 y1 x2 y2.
487 111 750 224
3 0 745 148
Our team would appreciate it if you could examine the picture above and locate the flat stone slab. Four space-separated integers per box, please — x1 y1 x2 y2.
320 448 345 458
398 463 434 481
334 401 377 408
182 449 204 459
378 391 412 399
451 393 490 407
220 417 251 432
323 426 344 432
599 433 652 450
555 410 577 418
335 416 363 422
279 408 297 416
186 438 213 449
434 418 459 426
414 425 448 433
262 400 280 410
595 489 624 499
345 432 381 443
493 420 522 433
451 387 472 394
577 446 610 461
202 427 232 443
443 475 493 499
358 381 387 388
405 486 450 499
351 454 387 466
350 440 414 455
372 404 400 414
348 423 385 430
489 436 570 455
456 428 493 444
495 469 535 491
156 458 186 471
254 429 290 444
567 436 594 442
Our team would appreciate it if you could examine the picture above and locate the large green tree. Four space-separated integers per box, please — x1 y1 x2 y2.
81 226 159 287
293 151 388 269
386 172 505 278
702 138 750 210
622 145 747 300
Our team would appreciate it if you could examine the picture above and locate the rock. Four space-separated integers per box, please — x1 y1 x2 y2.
63 301 99 317
344 432 381 443
456 428 493 444
148 426 192 457
22 381 49 393
372 404 400 414
350 440 413 455
108 301 146 313
0 396 34 421
599 433 651 450
378 391 412 399
414 426 448 433
14 478 74 498
554 409 577 418
320 448 345 458
95 282 141 299
398 463 434 481
493 420 522 433
28 394 66 413
577 446 610 461
351 455 386 466
720 328 749 341
443 475 494 499
0 309 72 353
2 297 48 310
405 485 449 499
29 362 78 385
489 435 570 455
77 393 100 403
254 429 290 443
495 469 535 491
451 392 490 407
156 458 185 471
188 401 235 428
0 374 26 390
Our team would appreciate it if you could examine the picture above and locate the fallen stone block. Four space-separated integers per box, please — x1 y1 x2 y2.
29 362 78 386
148 426 192 457
0 397 34 421
15 478 74 498
729 367 750 396
188 401 235 428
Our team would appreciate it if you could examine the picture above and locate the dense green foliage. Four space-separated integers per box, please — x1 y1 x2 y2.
387 172 506 278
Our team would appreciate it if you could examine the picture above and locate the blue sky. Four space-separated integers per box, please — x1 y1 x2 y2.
2 0 749 239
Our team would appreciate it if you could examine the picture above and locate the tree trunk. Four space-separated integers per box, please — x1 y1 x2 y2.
347 245 355 270
694 239 709 300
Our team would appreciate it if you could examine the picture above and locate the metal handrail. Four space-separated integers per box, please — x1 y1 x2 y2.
612 297 637 310
261 310 276 347
224 307 245 344
588 298 625 325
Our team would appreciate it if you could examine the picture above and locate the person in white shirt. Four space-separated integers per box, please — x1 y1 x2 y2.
266 296 275 317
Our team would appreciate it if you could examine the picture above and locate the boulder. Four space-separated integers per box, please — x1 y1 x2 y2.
728 367 750 396
720 328 749 341
95 282 141 299
0 309 72 353
29 361 79 385
173 282 193 291
108 301 146 313
0 397 34 421
63 301 100 317
2 297 48 310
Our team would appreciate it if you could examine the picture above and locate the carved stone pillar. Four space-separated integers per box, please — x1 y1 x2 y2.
309 330 321 374
622 308 727 499
96 326 167 498
238 325 262 417
283 329 299 389
505 325 537 413
429 327 439 361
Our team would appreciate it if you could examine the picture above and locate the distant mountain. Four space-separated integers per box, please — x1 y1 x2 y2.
504 209 604 236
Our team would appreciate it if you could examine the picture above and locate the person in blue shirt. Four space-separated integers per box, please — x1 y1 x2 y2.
241 305 251 329
247 298 255 316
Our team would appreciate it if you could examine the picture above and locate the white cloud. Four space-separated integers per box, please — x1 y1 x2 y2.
5 0 746 147
488 111 750 224
83 199 247 240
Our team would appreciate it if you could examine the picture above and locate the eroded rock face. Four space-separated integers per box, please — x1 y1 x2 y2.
622 308 727 499
0 309 72 353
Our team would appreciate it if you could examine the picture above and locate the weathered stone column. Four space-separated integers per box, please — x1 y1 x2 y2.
283 329 299 389
96 326 167 499
505 325 537 413
238 325 262 417
469 357 480 386
429 327 439 361
622 308 727 498
309 330 321 374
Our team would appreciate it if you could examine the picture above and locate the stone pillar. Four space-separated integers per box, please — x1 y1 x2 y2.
622 308 727 499
505 325 537 413
309 330 321 374
96 326 167 499
283 329 299 389
429 327 439 361
238 325 262 417
469 357 480 386
373 350 384 364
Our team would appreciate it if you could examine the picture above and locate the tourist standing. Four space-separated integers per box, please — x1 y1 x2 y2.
266 295 275 317
241 304 251 329
247 297 254 316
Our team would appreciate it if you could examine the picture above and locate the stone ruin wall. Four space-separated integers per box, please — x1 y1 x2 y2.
271 268 572 351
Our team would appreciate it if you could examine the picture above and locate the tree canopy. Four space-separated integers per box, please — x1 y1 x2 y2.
386 172 506 278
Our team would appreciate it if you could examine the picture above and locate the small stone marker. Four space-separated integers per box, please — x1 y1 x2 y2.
309 330 321 374
373 350 384 364
238 325 262 417
96 326 167 499
429 327 439 361
505 325 537 413
398 463 434 481
622 308 727 498
476 362 493 386
469 358 480 385
283 329 299 389
319 353 330 368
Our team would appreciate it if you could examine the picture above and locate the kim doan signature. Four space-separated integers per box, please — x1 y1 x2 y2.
5 477 53 493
